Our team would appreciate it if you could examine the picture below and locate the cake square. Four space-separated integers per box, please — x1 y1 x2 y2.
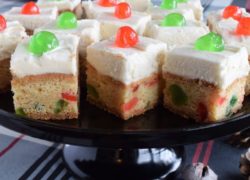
177 0 203 21
3 3 58 35
147 4 196 21
0 20 26 92
145 15 209 51
10 32 80 120
35 15 100 82
86 34 166 120
97 11 151 40
37 0 83 19
207 7 250 95
162 43 249 122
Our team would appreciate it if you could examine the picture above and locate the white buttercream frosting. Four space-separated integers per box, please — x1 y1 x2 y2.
163 45 249 89
82 0 115 19
3 7 58 31
11 34 80 77
97 11 151 40
0 21 27 61
177 0 203 21
35 19 100 57
145 20 209 51
37 0 81 11
207 8 250 54
120 0 152 12
147 4 196 21
87 36 167 84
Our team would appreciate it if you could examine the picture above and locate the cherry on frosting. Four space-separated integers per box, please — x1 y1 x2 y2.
114 2 131 19
21 1 40 15
235 17 250 35
115 26 138 48
98 0 117 7
0 15 7 31
222 5 242 20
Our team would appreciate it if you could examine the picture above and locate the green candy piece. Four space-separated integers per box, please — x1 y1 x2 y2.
28 31 59 56
230 96 237 107
56 12 77 29
87 84 99 99
194 32 225 52
177 0 188 2
161 13 186 27
54 99 68 114
160 0 177 9
15 108 26 117
169 84 188 106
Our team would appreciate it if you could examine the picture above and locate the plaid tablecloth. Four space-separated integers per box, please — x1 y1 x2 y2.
0 0 249 179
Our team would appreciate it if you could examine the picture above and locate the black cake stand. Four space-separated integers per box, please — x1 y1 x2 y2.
0 92 250 179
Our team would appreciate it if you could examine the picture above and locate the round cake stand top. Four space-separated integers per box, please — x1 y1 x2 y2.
0 93 249 148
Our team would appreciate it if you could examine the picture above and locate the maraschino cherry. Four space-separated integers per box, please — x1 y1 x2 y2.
235 17 250 35
21 1 40 15
222 5 242 20
98 0 117 7
0 15 7 31
115 26 138 48
114 2 131 19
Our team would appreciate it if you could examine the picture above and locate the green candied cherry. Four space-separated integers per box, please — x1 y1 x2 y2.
169 84 188 106
230 95 238 107
160 0 177 9
194 32 224 52
56 12 77 29
28 31 59 56
226 95 238 117
161 13 186 27
54 99 68 114
15 108 26 117
87 84 99 99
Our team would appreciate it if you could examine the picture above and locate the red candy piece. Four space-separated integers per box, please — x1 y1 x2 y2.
21 1 40 15
236 17 250 35
197 103 208 121
62 92 77 102
217 96 226 105
222 5 242 20
0 15 7 31
122 97 139 111
115 26 138 48
114 2 131 19
98 0 117 7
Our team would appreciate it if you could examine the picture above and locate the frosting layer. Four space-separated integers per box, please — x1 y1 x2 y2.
163 45 249 89
4 7 58 31
37 0 81 11
97 11 151 40
87 36 166 85
35 19 100 57
11 34 79 78
145 20 209 51
177 0 203 21
0 21 27 61
207 8 250 54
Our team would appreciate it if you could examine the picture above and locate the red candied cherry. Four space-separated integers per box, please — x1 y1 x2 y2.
122 97 139 111
0 15 7 32
62 92 77 102
114 2 131 19
222 5 242 20
115 26 138 48
21 1 40 15
235 17 250 35
98 0 117 7
217 96 226 105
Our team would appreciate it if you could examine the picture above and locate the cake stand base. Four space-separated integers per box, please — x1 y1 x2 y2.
62 145 185 179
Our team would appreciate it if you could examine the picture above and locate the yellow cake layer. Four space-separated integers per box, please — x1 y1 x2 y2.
12 73 79 120
163 73 246 122
245 57 250 96
0 58 11 93
86 64 161 120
